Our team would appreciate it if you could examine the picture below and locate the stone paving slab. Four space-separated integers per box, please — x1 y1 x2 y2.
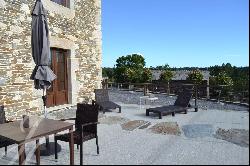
121 120 151 131
214 128 249 147
182 124 214 138
149 122 181 136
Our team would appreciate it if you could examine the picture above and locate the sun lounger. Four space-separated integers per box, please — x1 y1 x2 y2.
94 89 121 114
146 90 194 119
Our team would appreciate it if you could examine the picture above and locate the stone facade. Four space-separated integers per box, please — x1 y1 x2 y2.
0 0 102 119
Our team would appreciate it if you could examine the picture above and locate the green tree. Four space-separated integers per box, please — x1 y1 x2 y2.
187 69 204 85
186 69 204 101
209 65 222 76
124 67 139 83
221 63 234 77
155 64 170 70
214 71 234 87
212 71 234 98
114 54 146 83
102 67 115 81
160 70 174 95
209 64 249 101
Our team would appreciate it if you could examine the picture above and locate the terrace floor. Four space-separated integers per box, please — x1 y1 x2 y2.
0 90 249 165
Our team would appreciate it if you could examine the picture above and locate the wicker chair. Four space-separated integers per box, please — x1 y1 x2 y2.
94 89 121 114
0 105 15 155
54 103 100 165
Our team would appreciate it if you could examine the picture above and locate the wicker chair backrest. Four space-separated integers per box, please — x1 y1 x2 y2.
75 103 99 133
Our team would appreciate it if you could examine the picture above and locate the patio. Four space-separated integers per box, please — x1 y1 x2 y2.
0 95 249 165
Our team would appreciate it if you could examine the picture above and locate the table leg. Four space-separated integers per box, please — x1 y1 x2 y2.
36 140 40 165
18 144 25 165
69 127 74 165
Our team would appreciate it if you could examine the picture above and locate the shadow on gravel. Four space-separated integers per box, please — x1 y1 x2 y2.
134 112 161 119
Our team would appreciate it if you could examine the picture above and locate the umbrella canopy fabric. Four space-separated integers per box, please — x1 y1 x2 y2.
30 0 56 90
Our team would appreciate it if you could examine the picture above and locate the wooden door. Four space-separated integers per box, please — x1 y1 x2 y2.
47 48 68 107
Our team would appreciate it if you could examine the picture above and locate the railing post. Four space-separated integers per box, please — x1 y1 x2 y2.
206 80 210 99
195 83 198 112
143 84 149 96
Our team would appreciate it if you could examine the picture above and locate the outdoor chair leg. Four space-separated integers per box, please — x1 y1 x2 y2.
55 138 58 160
159 113 162 119
96 136 99 154
172 112 175 116
4 146 7 155
146 110 149 116
80 143 83 165
24 146 26 160
119 107 121 113
36 140 40 165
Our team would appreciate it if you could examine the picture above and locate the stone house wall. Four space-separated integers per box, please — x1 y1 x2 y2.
0 0 102 120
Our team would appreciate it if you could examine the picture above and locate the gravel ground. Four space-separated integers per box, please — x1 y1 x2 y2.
0 89 249 165
109 89 249 112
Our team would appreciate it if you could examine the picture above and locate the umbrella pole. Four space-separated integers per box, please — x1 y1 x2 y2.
42 89 50 148
43 89 47 118
31 0 60 156
40 88 62 156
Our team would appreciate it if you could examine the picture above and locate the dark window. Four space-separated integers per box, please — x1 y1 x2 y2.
51 0 70 8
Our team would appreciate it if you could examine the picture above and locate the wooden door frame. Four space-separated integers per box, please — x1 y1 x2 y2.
47 48 69 107
55 49 68 106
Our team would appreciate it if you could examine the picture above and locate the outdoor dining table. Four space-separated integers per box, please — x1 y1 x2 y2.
0 117 74 165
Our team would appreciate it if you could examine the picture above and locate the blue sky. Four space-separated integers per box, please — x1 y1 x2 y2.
102 0 249 68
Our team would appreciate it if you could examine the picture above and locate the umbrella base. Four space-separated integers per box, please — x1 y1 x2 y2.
39 142 62 156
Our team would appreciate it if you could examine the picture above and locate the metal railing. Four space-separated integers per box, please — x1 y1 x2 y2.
104 82 249 105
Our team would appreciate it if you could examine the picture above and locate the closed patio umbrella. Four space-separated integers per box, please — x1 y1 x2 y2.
31 0 56 93
30 0 60 156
